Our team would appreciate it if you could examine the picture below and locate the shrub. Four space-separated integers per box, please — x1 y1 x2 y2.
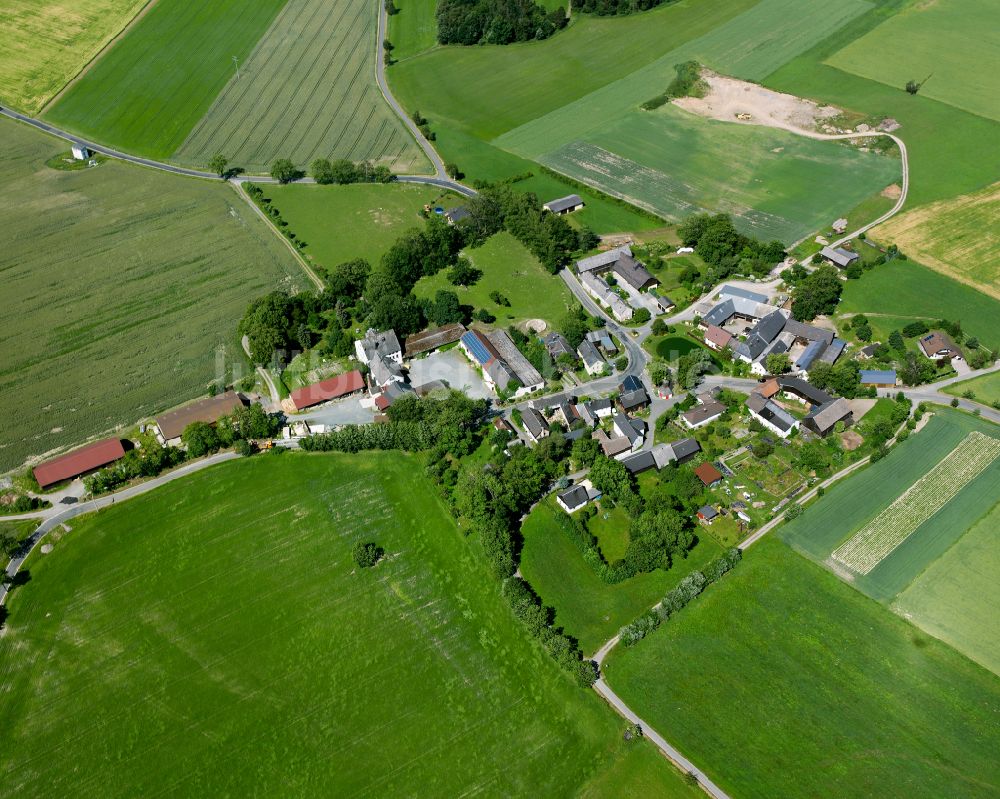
352 541 383 568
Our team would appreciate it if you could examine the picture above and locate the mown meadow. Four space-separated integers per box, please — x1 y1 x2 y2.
603 537 1000 799
0 119 305 472
0 452 696 797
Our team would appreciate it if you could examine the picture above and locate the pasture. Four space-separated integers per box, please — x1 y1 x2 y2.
894 503 1000 676
0 118 305 473
872 181 1000 300
44 0 287 159
764 1 1000 209
0 0 146 113
603 538 1000 799
175 0 427 173
263 183 454 270
389 0 759 140
0 453 678 796
518 499 722 654
778 409 1000 602
826 0 1000 123
839 259 1000 350
944 371 1000 405
388 0 439 61
413 232 574 325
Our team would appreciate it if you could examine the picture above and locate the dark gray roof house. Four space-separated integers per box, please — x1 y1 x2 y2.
782 319 834 346
820 246 860 268
776 376 833 406
543 194 584 214
719 285 768 304
621 450 656 475
586 329 617 353
619 388 650 412
613 254 657 291
735 310 787 361
702 299 736 328
817 338 846 365
521 407 549 441
667 437 701 462
619 375 644 393
542 332 575 361
803 398 853 437
557 484 590 512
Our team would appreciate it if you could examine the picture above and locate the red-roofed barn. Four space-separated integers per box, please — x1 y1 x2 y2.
33 438 127 489
289 370 365 411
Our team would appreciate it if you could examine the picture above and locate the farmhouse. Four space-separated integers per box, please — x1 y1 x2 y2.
694 462 723 487
618 385 650 413
403 323 466 357
580 271 633 322
860 369 897 388
718 285 768 304
521 407 549 443
704 324 733 351
775 376 833 408
154 391 246 446
577 244 657 292
460 330 522 396
681 396 726 429
612 413 644 451
444 207 470 225
543 194 584 215
746 392 798 439
578 339 606 375
858 344 880 359
556 480 599 512
734 310 789 364
585 397 614 419
355 328 402 367
802 398 854 437
919 332 961 360
697 505 719 524
33 438 127 489
487 330 544 393
71 143 90 161
585 330 617 354
290 370 365 411
621 450 657 475
542 332 575 362
820 246 860 268
664 437 701 464
649 291 675 313
493 416 515 434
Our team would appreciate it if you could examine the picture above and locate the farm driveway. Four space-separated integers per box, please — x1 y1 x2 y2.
409 349 492 399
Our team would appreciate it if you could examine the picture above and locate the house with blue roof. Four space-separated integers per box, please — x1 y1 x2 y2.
860 369 897 387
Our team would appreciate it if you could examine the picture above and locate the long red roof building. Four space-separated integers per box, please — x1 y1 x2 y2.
289 370 365 411
33 438 127 489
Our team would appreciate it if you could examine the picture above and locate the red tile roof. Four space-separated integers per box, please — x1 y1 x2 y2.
694 462 723 486
759 378 780 398
290 370 365 411
374 394 391 411
704 325 733 349
34 438 127 488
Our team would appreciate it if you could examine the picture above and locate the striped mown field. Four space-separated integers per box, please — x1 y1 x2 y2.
44 0 288 158
0 118 305 472
175 0 427 173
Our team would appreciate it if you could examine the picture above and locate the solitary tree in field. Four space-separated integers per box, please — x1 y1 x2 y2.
445 162 463 180
905 79 920 95
209 154 228 178
270 158 300 184
352 541 383 568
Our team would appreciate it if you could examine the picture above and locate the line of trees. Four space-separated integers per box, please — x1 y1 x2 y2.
641 61 705 110
576 0 669 15
618 547 742 646
436 0 567 45
678 213 786 283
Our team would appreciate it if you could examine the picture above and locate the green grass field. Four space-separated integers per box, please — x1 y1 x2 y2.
0 118 305 472
519 499 722 654
872 181 1000 300
944 371 1000 405
603 537 1000 799
387 0 438 60
175 0 427 173
263 183 455 270
893 502 1000 676
839 259 1000 350
826 0 1000 123
44 0 288 159
778 409 1000 602
414 231 574 325
389 0 758 139
763 1 1000 209
491 0 895 243
0 0 147 113
0 452 688 796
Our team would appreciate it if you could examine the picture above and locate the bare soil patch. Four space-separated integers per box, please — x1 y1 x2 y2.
881 184 902 200
674 72 840 133
840 431 864 451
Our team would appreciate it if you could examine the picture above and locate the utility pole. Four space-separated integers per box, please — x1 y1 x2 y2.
232 56 240 80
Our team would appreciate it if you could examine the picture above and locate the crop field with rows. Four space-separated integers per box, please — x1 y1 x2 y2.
0 453 694 797
0 119 304 472
175 0 427 173
832 432 1000 575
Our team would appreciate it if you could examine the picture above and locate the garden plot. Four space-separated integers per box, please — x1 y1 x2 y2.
833 432 1000 575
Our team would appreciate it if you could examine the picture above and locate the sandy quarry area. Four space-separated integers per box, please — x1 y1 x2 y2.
674 72 840 134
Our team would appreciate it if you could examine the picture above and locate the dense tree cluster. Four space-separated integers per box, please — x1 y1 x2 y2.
311 158 394 185
678 213 785 283
790 265 842 321
85 444 187 494
352 541 384 568
436 0 567 45
618 547 741 646
460 184 579 273
576 0 665 15
641 61 704 109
